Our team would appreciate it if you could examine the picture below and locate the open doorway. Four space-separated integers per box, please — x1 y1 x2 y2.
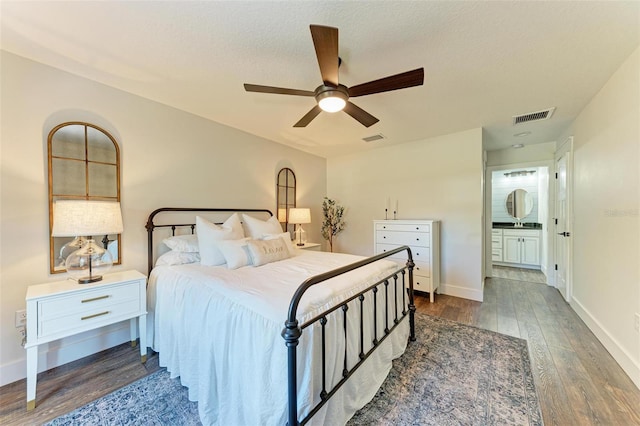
485 161 553 284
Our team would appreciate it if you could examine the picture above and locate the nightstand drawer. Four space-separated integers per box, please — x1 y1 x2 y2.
39 298 141 338
39 281 140 320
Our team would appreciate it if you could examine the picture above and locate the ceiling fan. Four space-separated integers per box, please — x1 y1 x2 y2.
244 25 424 128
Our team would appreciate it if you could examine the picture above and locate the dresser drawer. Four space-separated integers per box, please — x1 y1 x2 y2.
376 244 430 265
492 228 503 236
385 258 431 278
39 281 140 320
413 276 432 292
375 223 431 233
376 231 430 247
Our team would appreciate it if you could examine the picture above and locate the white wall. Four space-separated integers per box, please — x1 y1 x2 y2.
486 141 556 166
327 128 484 302
0 52 327 385
560 46 640 387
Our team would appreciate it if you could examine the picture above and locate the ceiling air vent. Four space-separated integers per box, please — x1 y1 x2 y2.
362 134 386 142
512 107 556 125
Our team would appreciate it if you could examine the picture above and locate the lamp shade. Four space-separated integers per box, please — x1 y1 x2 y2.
288 208 311 224
52 200 123 237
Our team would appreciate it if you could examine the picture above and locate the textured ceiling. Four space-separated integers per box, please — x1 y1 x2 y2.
1 1 638 157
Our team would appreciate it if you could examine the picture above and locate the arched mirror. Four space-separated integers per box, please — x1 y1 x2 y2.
276 168 296 235
506 189 533 220
48 122 121 273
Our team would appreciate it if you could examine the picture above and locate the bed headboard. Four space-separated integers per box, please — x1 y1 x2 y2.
145 207 273 275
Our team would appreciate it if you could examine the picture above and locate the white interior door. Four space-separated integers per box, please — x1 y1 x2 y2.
554 138 573 302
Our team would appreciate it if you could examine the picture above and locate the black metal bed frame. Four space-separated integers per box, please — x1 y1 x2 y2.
146 208 415 426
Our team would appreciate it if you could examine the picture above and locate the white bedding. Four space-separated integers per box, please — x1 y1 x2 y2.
148 250 410 426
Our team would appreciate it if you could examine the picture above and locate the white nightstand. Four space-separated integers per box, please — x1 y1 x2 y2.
24 270 147 410
296 242 321 251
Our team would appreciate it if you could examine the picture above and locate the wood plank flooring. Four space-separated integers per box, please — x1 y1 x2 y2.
2 271 639 425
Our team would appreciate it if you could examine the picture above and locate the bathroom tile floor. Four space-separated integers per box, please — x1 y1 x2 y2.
492 265 546 283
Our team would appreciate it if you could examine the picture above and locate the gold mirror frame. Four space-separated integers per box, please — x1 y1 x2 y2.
276 168 296 235
48 122 121 274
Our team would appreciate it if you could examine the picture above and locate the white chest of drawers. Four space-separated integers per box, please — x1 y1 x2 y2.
373 220 441 302
24 270 147 410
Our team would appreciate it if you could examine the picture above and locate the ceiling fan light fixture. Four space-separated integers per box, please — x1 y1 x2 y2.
317 89 348 113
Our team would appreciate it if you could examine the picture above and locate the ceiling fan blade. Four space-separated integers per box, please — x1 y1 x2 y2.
343 102 379 128
310 25 339 87
244 84 315 96
348 68 424 97
293 105 323 127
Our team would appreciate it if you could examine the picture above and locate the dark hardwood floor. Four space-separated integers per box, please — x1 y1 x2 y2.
2 274 639 425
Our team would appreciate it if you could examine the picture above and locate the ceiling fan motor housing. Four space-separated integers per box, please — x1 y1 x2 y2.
315 85 349 112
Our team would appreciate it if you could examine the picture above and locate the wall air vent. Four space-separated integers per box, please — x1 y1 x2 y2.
362 134 386 142
512 107 556 125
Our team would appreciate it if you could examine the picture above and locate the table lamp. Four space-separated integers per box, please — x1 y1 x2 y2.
288 208 310 246
52 200 123 283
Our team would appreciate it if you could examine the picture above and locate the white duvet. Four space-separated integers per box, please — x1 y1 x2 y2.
148 250 410 426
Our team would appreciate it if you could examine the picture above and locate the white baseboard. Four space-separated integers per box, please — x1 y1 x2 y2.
0 322 131 387
571 297 640 390
439 282 484 302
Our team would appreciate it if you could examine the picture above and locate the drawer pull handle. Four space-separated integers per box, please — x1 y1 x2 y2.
81 295 109 303
81 311 110 321
416 238 419 241
383 236 386 239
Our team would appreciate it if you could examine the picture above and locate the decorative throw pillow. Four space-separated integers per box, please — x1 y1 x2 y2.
218 238 253 269
196 214 245 266
241 214 283 239
262 232 296 256
246 238 291 267
162 234 199 252
155 251 201 266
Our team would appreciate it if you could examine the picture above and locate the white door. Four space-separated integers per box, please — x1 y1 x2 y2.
555 138 573 302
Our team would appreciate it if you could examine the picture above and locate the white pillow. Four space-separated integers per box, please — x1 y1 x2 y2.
241 214 283 239
218 238 252 269
163 234 198 252
246 238 291 267
262 232 296 256
196 214 245 266
155 251 201 266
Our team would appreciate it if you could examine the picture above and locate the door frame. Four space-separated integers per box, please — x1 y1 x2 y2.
553 136 574 302
484 160 554 281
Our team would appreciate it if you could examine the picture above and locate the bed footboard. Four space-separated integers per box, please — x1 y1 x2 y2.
282 246 415 426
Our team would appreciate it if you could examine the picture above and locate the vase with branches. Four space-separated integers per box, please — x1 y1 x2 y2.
321 197 345 252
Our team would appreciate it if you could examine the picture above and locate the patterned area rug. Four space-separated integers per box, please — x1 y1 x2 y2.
46 314 542 426
348 315 542 425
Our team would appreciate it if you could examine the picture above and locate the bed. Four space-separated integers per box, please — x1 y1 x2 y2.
145 208 416 425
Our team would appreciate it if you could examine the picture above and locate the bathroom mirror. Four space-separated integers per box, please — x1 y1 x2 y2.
506 189 533 220
48 122 121 273
276 168 296 235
